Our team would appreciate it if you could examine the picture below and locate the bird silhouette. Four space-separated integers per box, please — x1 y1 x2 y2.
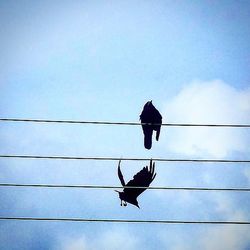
116 159 156 208
140 101 162 149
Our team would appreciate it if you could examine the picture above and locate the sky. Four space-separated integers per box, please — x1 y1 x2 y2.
0 0 250 249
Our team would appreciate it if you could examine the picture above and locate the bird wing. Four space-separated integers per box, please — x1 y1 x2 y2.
156 127 161 141
153 108 162 140
124 160 156 198
117 160 126 186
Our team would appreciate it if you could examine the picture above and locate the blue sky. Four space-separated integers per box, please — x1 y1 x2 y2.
0 1 250 249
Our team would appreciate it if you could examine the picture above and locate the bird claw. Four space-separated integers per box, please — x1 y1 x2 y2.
120 200 127 207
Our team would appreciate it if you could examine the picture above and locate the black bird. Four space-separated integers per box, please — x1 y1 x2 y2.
140 101 162 149
116 159 156 208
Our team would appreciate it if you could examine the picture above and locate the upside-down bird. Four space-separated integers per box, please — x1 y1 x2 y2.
116 159 156 208
140 101 162 149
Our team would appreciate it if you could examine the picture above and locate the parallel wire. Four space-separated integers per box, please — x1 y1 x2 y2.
0 154 249 163
0 217 249 225
0 183 250 192
1 118 249 226
0 118 250 127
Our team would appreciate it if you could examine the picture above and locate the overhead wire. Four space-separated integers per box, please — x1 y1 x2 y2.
1 117 249 225
0 118 250 127
0 217 249 225
0 183 249 192
0 154 249 163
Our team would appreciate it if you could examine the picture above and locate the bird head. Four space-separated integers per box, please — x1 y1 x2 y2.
143 101 154 112
147 100 153 105
115 191 140 208
115 190 124 205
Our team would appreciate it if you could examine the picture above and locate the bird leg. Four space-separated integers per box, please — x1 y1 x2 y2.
120 200 127 206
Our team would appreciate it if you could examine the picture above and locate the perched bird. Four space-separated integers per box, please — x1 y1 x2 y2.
140 101 162 149
116 159 156 208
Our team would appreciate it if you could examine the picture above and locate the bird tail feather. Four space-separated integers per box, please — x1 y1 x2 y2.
144 135 152 149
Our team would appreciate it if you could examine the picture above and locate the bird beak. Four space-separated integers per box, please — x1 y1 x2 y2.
114 190 119 193
136 204 140 209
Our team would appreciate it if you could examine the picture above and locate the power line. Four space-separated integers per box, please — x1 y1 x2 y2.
1 183 250 192
0 154 249 163
0 217 249 225
0 118 249 128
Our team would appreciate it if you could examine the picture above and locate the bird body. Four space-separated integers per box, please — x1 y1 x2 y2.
140 101 162 149
116 160 156 208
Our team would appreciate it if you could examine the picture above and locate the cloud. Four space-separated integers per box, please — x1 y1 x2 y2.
159 193 250 250
161 225 250 250
61 235 88 250
57 227 139 250
200 225 250 250
162 80 250 158
198 193 250 250
243 168 250 183
94 229 139 250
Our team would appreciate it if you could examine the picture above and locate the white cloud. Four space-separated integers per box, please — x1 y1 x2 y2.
160 225 250 250
159 193 250 250
243 168 250 183
162 80 250 158
211 193 248 221
198 194 250 250
57 228 139 250
94 229 139 250
200 225 250 250
62 236 88 250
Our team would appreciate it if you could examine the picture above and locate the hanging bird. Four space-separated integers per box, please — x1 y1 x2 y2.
116 159 156 208
140 101 162 149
